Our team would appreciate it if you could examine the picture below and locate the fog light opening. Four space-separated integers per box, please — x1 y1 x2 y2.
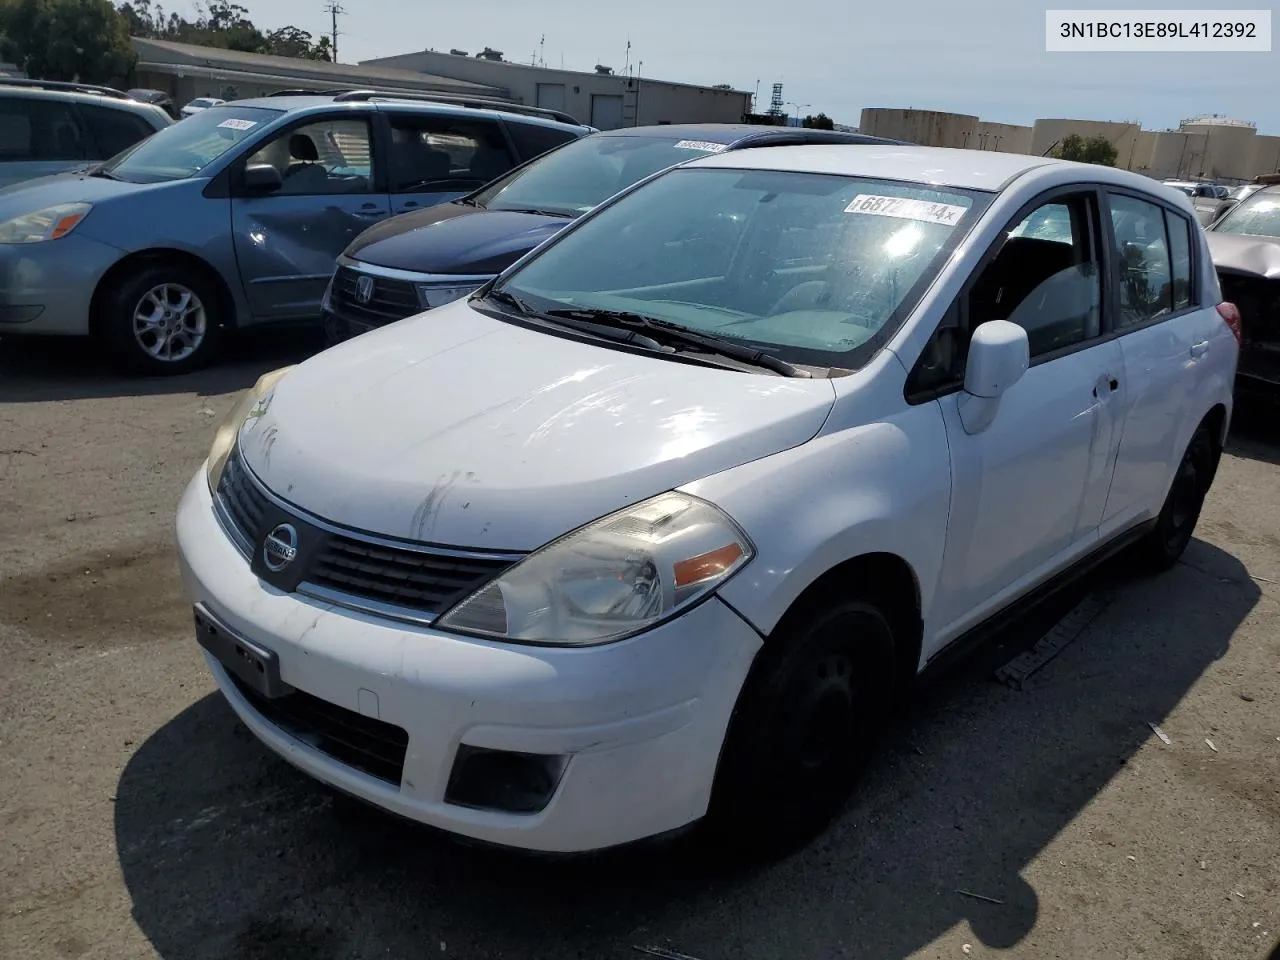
444 745 569 814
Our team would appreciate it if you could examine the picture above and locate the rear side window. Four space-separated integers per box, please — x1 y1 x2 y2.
386 113 515 192
1108 195 1173 328
1165 209 1194 310
80 105 157 158
506 121 582 162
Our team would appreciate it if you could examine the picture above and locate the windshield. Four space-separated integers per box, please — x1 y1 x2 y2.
1211 187 1280 238
470 134 730 216
102 105 282 183
496 166 985 370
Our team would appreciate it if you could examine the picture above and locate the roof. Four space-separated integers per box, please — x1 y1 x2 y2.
686 144 1074 191
220 95 587 131
591 123 903 146
361 50 751 97
131 37 505 97
0 78 171 119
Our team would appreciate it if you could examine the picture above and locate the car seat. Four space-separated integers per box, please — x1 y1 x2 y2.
283 134 330 192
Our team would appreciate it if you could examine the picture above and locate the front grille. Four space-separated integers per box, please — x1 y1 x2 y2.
214 448 521 621
329 265 421 325
228 674 409 785
310 536 513 616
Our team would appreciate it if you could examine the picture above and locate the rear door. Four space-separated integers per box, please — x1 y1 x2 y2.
230 112 391 322
382 109 518 216
1100 192 1216 528
0 96 89 187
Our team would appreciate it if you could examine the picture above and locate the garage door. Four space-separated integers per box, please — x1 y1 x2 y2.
590 94 625 130
536 83 566 111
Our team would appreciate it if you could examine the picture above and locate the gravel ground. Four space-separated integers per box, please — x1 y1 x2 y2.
1 333 1278 960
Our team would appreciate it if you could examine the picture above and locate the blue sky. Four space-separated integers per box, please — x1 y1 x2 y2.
223 0 1278 133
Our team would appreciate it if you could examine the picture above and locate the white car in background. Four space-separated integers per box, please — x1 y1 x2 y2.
177 145 1238 856
180 96 225 118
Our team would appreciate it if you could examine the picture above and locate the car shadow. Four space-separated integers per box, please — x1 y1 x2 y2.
114 541 1257 960
0 326 325 404
1226 399 1280 466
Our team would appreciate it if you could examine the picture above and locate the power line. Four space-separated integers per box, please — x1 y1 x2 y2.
323 1 346 62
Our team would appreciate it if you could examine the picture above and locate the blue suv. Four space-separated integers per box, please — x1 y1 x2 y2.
0 90 591 373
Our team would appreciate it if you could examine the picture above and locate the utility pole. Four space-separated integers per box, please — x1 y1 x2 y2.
323 1 345 62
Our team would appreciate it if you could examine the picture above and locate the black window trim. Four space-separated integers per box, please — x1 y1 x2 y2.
905 182 1114 404
221 110 382 199
377 107 517 196
1099 186 1201 336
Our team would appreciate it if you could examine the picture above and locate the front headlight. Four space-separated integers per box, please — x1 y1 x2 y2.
435 491 754 646
0 202 93 244
417 282 485 310
205 365 295 494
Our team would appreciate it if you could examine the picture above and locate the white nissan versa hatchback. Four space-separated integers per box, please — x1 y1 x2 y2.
176 145 1239 855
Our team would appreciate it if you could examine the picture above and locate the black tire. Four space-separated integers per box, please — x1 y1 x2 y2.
703 596 897 858
101 262 223 375
1134 423 1217 571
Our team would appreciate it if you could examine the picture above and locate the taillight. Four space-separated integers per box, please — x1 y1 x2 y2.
1217 302 1242 344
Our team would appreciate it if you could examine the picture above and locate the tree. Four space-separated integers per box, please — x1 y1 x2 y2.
0 0 136 84
802 112 834 130
1052 133 1118 166
266 24 330 61
119 1 331 59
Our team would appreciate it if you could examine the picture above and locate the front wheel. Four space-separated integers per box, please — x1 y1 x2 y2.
101 263 223 375
1135 424 1217 571
703 596 897 857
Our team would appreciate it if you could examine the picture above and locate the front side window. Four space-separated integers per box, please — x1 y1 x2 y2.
497 166 983 369
102 105 281 183
386 114 512 193
1210 187 1280 239
80 104 157 157
244 117 372 195
471 134 732 217
972 194 1102 357
1109 195 1174 328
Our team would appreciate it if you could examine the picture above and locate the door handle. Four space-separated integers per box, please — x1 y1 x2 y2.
1190 340 1210 359
353 209 385 219
1093 375 1120 399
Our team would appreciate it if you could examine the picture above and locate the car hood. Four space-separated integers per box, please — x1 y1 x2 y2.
345 202 573 275
238 300 836 551
0 171 162 219
1205 231 1280 279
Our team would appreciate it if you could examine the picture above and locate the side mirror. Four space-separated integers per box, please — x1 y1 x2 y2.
958 319 1029 435
242 163 283 193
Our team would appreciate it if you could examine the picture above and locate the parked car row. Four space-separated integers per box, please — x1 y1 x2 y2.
177 144 1239 855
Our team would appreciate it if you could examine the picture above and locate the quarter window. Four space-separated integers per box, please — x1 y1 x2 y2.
506 121 581 161
1109 195 1173 328
1165 209 1194 310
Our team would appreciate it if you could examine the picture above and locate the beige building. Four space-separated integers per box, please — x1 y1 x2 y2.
860 106 1280 182
129 37 507 105
360 49 752 130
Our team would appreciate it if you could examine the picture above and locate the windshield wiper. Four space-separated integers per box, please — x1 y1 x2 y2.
501 207 575 218
483 290 665 351
543 307 811 378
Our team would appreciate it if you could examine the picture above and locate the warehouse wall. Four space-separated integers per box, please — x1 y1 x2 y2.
1030 119 1142 160
974 121 1033 154
858 108 979 147
361 50 750 129
1253 135 1280 177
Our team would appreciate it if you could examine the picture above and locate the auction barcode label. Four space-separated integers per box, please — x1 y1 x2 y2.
1046 9 1271 51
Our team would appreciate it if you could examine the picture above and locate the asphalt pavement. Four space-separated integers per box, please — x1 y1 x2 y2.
1 332 1277 960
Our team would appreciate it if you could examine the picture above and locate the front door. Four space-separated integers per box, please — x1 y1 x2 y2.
927 189 1127 641
230 115 390 322
384 111 517 216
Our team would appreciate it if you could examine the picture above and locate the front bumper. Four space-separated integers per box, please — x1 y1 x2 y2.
0 233 123 335
175 472 762 852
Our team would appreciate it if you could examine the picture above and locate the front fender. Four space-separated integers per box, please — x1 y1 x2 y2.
681 390 951 669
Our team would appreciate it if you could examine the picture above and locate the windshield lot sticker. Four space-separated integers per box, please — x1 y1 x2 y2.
845 194 967 225
217 118 258 131
674 140 727 152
